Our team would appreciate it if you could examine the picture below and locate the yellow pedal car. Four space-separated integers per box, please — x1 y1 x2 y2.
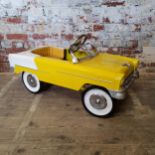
9 35 139 117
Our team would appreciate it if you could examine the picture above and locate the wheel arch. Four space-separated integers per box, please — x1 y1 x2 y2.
80 83 110 95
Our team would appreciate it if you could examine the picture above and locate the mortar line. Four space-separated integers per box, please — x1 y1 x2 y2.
0 76 17 98
7 94 42 155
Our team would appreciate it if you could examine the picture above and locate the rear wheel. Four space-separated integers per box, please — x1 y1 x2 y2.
82 88 113 117
22 72 42 93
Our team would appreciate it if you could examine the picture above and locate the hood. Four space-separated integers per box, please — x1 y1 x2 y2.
80 53 138 76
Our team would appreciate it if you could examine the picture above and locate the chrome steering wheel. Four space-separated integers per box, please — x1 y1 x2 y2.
69 35 88 53
69 35 88 63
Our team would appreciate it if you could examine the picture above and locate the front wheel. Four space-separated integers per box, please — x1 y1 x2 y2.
22 72 42 93
82 88 113 117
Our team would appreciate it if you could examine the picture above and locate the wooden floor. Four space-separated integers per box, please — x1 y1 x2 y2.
0 73 155 155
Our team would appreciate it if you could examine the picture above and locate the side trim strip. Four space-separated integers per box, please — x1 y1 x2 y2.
57 70 112 83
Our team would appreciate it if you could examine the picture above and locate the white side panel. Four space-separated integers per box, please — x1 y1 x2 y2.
8 51 39 70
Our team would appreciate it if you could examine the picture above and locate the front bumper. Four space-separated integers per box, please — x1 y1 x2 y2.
109 89 127 100
109 70 139 100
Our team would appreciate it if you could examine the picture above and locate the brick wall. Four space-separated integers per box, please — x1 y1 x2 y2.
0 0 155 72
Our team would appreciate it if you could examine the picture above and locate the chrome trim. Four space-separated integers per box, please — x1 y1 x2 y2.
123 70 139 89
57 71 112 83
90 94 107 109
27 74 37 88
109 70 139 100
109 89 126 100
71 53 79 64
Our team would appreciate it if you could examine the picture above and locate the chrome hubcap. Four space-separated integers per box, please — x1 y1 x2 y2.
27 75 37 88
90 94 107 109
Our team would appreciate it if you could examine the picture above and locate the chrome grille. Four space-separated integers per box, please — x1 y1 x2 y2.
123 72 134 88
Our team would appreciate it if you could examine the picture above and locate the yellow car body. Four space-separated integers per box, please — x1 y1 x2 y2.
10 46 139 100
9 34 140 117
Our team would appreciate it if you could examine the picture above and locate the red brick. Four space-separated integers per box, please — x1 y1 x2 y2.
103 1 125 7
103 17 110 23
150 62 155 67
7 17 23 24
0 57 7 63
62 34 73 41
86 33 98 40
93 25 104 31
0 56 5 62
32 34 50 40
7 34 28 40
142 62 155 68
0 52 8 62
0 34 4 40
0 63 10 72
130 40 138 48
87 33 92 39
5 48 26 53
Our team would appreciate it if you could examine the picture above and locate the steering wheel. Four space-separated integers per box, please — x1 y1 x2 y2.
69 35 88 53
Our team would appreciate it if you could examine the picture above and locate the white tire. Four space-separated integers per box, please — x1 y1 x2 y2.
82 88 113 117
22 72 41 93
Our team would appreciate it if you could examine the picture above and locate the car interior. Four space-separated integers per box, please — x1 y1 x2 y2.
32 46 66 60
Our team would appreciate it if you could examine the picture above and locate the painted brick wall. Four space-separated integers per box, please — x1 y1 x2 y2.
0 0 155 72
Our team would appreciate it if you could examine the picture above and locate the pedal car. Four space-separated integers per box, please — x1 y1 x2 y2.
9 35 139 117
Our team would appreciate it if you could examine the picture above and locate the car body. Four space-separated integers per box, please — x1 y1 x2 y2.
8 35 139 117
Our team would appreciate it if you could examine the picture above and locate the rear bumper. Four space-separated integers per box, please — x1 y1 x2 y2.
109 70 139 100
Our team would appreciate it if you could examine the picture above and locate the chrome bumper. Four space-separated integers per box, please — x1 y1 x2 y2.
109 90 127 100
109 70 139 100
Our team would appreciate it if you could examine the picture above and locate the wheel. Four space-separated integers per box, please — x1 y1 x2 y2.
82 88 113 117
22 72 42 93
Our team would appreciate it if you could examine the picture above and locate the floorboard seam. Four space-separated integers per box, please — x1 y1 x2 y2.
0 76 17 98
7 94 42 155
129 89 153 119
